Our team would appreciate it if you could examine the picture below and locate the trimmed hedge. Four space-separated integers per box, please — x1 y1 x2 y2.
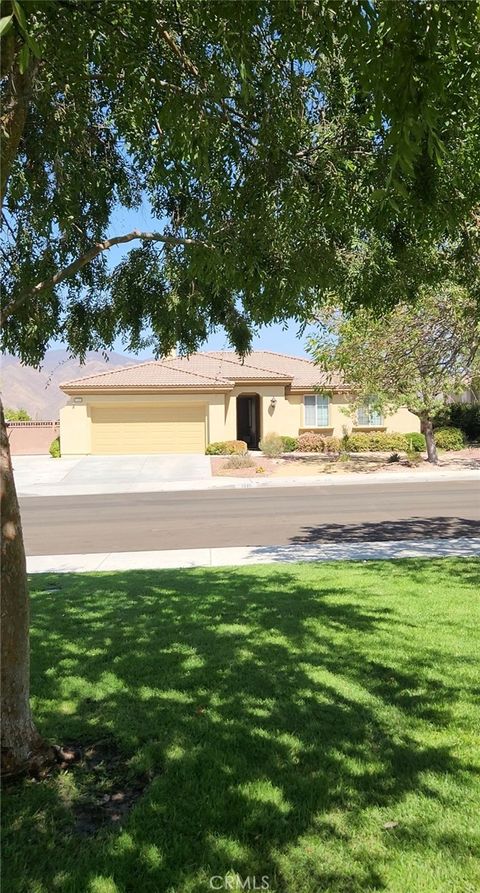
434 427 465 451
206 440 247 455
345 431 408 452
49 437 61 458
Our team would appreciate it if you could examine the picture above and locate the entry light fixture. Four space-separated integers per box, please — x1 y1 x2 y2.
270 396 277 407
73 397 83 404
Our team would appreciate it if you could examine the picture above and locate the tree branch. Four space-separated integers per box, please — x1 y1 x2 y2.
1 229 211 326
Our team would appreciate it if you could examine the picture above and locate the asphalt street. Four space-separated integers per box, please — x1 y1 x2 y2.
20 480 480 555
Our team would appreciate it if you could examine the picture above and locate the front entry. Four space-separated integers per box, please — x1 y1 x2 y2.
236 394 260 449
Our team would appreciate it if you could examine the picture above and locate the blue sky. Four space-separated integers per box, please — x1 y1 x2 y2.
52 202 317 360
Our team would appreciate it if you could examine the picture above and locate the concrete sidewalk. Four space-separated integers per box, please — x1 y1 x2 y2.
13 454 480 497
27 536 480 574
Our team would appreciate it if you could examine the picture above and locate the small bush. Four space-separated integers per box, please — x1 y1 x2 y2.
434 427 465 451
388 452 401 463
406 432 426 452
206 440 247 455
224 453 255 469
280 435 298 453
256 465 266 474
49 437 61 458
406 449 422 465
259 432 284 457
296 432 326 452
324 436 340 453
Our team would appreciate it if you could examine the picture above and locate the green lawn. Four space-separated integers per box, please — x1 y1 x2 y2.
4 559 480 893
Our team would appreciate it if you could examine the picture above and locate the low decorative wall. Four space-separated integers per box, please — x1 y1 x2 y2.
7 421 59 455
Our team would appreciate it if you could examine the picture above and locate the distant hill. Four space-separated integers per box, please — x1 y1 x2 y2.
1 350 140 420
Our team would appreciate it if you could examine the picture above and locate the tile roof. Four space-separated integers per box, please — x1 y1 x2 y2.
61 350 345 391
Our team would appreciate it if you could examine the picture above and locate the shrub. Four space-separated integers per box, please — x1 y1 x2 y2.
259 432 284 457
406 432 426 452
49 437 61 458
280 435 298 453
406 449 422 465
206 440 247 455
433 404 480 442
345 432 371 452
223 453 255 469
346 431 408 452
296 432 326 452
434 427 465 451
324 436 340 453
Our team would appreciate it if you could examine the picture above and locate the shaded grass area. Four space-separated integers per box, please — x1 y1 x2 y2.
4 559 480 893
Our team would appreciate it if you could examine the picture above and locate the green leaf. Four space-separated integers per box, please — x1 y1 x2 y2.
18 42 29 74
11 0 27 33
24 30 41 57
0 14 13 37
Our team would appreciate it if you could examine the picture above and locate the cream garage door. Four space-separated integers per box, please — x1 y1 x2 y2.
91 405 206 454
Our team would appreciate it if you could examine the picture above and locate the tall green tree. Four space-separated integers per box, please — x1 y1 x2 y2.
2 0 480 772
309 284 480 463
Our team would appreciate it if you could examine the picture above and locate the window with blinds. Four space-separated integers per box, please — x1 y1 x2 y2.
304 395 329 427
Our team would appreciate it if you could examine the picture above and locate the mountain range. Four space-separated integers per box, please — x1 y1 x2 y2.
1 350 139 420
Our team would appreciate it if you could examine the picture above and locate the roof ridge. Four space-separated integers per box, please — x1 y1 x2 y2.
163 359 232 385
199 350 293 377
61 358 157 386
255 349 314 365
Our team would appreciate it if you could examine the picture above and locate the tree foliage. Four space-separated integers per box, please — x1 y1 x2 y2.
4 407 31 420
1 0 480 366
308 283 480 460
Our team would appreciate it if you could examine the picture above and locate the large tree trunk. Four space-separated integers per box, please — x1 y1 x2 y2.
1 399 44 775
420 415 438 464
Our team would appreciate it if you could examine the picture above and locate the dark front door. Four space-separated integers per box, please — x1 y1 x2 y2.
236 395 260 449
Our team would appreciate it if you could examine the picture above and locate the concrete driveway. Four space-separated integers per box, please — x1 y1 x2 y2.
13 453 212 497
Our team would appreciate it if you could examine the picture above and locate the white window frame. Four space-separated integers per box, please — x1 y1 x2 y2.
304 395 330 427
357 400 383 427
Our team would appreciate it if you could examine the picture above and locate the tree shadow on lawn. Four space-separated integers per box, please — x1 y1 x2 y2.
5 559 480 893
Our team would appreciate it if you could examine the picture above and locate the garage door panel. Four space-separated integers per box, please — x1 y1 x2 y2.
91 405 205 454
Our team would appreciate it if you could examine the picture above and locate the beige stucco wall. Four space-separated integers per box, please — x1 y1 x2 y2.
60 388 420 455
59 403 91 454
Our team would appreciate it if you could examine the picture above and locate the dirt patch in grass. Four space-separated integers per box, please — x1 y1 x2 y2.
6 739 153 836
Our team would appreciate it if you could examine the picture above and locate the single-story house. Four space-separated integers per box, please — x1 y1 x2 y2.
59 350 419 455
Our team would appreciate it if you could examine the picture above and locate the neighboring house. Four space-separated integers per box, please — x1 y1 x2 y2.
59 350 419 455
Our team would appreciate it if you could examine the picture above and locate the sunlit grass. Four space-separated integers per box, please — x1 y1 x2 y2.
4 559 480 893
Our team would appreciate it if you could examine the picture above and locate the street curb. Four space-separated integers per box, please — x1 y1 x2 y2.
27 536 480 574
18 469 480 498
